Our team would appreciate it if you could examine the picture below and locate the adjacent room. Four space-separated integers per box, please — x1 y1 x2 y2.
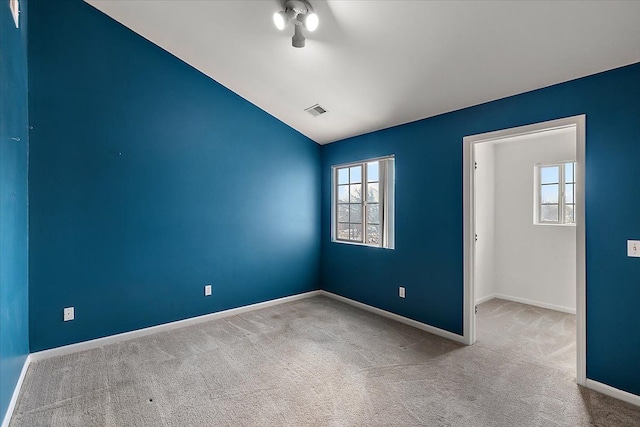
473 125 579 378
2 0 639 426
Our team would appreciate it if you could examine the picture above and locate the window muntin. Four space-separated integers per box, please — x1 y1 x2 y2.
332 157 394 248
536 162 576 225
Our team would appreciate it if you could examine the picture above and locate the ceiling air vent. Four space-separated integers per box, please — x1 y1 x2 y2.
305 104 327 117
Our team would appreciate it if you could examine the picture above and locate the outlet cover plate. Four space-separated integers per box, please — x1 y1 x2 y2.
63 307 74 321
204 284 212 296
399 287 405 298
628 240 640 257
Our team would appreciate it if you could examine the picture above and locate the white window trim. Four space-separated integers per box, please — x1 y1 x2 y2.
331 156 395 249
534 161 576 226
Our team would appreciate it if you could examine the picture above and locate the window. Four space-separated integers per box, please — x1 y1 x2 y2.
536 162 576 225
332 156 395 248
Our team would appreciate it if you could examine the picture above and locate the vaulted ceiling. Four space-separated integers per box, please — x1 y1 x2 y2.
85 1 640 144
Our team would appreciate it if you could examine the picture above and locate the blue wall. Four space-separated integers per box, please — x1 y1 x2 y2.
320 63 640 396
15 0 640 403
0 0 30 421
28 0 320 352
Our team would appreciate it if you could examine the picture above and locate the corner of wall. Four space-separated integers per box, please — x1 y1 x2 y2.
0 0 30 423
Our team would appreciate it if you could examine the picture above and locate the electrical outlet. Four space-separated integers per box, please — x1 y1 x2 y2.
63 307 74 322
628 240 640 258
204 284 212 296
399 286 405 298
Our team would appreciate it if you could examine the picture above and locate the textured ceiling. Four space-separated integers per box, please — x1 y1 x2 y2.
85 1 640 144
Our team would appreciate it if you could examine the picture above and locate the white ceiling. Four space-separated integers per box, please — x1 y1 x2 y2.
85 1 640 145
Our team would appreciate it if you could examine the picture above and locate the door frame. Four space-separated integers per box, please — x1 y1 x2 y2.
462 115 586 386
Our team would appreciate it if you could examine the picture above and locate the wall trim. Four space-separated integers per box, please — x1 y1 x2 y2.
477 294 576 314
585 379 640 408
30 290 322 362
475 294 497 305
4 289 639 425
1 354 31 427
319 290 467 345
463 114 587 385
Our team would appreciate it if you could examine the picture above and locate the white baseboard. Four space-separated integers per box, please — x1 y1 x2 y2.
30 290 322 362
8 288 638 427
491 294 576 314
475 294 497 305
1 354 31 427
319 290 467 345
586 379 640 408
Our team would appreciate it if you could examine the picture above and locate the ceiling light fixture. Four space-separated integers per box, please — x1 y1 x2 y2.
273 0 318 48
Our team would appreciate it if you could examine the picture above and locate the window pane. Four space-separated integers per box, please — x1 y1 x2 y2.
367 162 379 182
541 166 559 184
337 223 350 240
350 224 362 241
332 156 394 248
338 168 349 185
367 183 379 203
541 204 559 222
350 166 362 184
366 224 380 245
338 185 349 203
337 204 349 222
565 205 575 224
541 184 559 203
367 203 380 224
349 204 362 224
565 163 574 183
565 183 574 204
350 184 362 203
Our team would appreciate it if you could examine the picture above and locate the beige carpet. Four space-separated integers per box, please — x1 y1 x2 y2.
9 296 640 426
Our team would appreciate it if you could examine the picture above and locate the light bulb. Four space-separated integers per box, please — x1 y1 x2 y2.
273 11 287 30
304 12 319 32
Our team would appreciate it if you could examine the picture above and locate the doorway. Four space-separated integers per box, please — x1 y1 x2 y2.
462 115 586 386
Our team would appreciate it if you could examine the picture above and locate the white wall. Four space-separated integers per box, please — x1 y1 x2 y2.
474 142 495 303
475 127 576 313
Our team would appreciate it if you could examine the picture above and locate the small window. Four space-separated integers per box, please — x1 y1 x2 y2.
535 162 576 225
332 156 395 248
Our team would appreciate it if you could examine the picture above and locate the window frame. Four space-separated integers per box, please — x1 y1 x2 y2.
535 161 576 226
331 156 395 249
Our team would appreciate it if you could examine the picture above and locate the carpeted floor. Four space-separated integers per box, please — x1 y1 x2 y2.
9 296 640 426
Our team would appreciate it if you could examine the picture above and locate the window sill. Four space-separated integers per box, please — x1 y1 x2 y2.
331 240 394 250
534 222 576 227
